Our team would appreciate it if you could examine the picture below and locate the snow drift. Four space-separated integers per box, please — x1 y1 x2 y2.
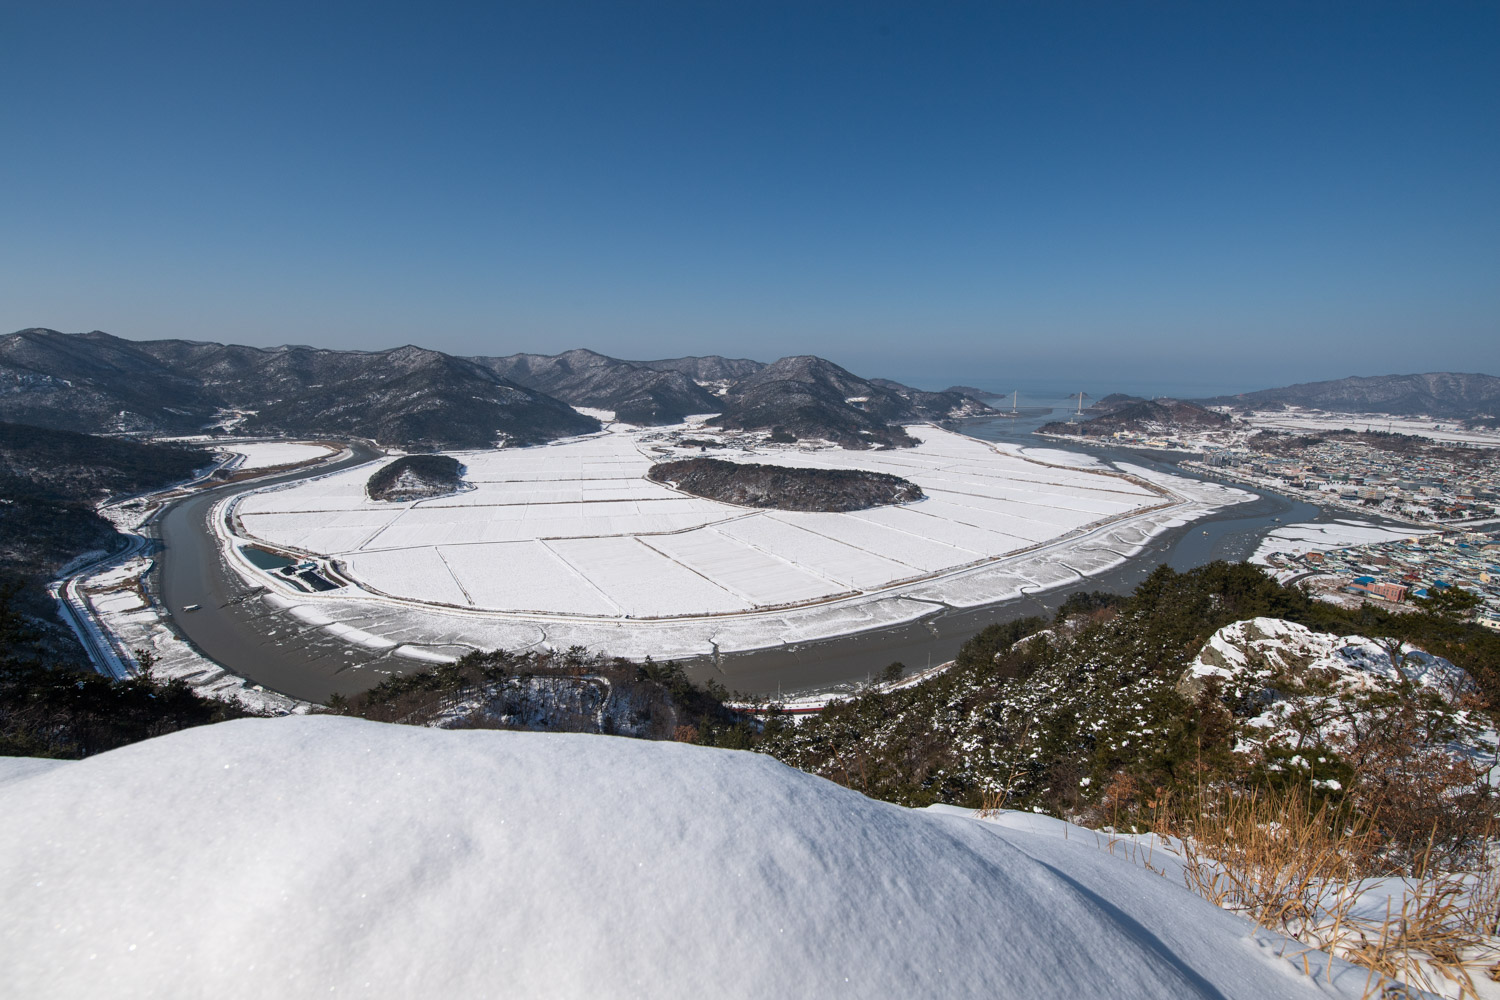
0 717 1357 999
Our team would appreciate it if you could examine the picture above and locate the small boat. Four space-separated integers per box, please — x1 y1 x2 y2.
183 604 201 612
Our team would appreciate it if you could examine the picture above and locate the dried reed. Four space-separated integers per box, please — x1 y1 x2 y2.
1158 787 1499 998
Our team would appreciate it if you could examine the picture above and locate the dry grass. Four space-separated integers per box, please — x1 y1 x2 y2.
977 789 1007 819
1160 786 1500 998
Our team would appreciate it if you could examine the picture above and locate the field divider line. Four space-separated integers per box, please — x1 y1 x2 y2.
849 506 1034 554
630 536 756 607
709 520 860 593
762 511 943 574
920 464 1155 499
699 524 859 598
350 508 412 551
827 508 984 560
742 515 938 588
252 496 689 517
870 503 1056 551
921 490 1140 530
433 546 476 607
923 482 1150 513
534 540 627 617
355 508 761 552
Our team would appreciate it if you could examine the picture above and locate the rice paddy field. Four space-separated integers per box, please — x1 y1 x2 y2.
232 424 1180 620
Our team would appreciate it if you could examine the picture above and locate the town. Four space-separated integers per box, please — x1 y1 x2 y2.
1259 527 1500 631
1187 430 1500 524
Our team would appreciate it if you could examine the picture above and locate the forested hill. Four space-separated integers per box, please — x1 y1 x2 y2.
647 457 924 511
702 561 1497 870
0 422 210 635
707 355 992 448
3 329 994 449
1038 398 1231 437
0 329 600 449
366 455 466 502
1199 372 1500 421
471 349 724 425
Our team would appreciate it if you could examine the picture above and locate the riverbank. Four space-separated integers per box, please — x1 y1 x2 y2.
112 413 1414 705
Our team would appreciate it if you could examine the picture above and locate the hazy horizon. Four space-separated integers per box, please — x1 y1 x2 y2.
4 2 1496 386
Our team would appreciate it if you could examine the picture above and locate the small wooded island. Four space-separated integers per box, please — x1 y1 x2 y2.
366 455 466 502
647 457 923 512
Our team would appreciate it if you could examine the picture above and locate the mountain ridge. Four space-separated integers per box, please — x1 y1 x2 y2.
1199 372 1500 421
1 329 600 448
709 355 991 448
3 329 992 449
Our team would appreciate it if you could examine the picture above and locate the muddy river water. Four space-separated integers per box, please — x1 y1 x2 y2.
151 415 1391 702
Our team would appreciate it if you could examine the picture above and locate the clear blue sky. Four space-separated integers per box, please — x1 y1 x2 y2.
3 1 1496 394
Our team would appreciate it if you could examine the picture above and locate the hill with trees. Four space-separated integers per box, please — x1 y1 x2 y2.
707 355 990 448
648 457 924 511
702 562 1496 869
1200 372 1500 420
0 330 600 449
366 455 466 501
4 330 997 450
0 422 209 635
1039 398 1231 438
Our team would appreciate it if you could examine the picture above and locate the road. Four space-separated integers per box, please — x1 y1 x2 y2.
52 571 133 679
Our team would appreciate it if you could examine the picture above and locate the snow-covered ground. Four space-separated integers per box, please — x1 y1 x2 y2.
73 553 307 714
1190 617 1472 699
218 424 1250 661
1249 518 1433 567
1242 409 1500 448
0 715 1378 999
224 441 338 470
237 426 1168 609
1186 617 1496 789
236 425 1171 616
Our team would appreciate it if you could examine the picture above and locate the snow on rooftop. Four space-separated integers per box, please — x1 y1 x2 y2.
0 716 1363 999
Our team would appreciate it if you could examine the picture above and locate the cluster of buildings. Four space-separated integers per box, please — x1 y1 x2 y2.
1260 530 1500 631
1190 438 1500 525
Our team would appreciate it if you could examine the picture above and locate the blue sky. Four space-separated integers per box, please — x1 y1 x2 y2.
3 1 1496 394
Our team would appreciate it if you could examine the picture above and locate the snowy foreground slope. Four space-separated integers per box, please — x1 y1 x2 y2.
0 717 1366 1000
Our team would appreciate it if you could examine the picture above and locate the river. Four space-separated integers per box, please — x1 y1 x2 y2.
148 413 1380 702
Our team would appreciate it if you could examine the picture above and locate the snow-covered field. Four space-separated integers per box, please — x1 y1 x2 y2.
1249 518 1433 566
225 441 338 470
214 423 1252 662
1241 409 1500 448
234 424 1211 619
0 716 1377 999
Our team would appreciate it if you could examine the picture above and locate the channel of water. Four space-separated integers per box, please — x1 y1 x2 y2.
153 406 1393 702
